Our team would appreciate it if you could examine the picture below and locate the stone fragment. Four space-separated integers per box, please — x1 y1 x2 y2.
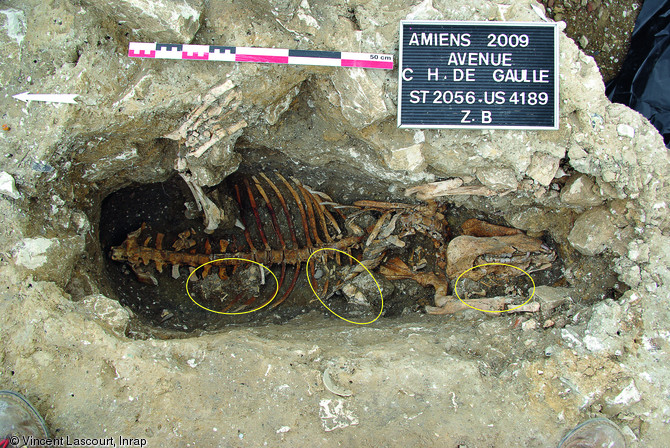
567 208 616 256
578 35 589 48
386 143 425 172
526 153 560 186
560 174 604 207
561 328 583 348
567 144 588 160
83 0 204 42
606 380 641 406
617 124 635 138
534 286 572 318
522 319 538 331
264 85 301 126
644 233 670 291
627 239 649 263
584 299 626 355
475 167 518 191
330 68 388 129
0 8 26 46
615 259 641 288
14 237 53 269
77 294 131 336
12 236 85 286
0 171 20 199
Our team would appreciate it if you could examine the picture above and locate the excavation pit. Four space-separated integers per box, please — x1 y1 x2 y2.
94 155 621 337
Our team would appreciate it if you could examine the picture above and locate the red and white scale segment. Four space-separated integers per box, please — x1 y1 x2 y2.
128 42 394 70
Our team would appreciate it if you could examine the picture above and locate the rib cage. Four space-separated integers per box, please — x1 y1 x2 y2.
110 172 365 311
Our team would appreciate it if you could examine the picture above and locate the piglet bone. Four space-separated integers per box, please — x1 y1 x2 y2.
178 171 223 234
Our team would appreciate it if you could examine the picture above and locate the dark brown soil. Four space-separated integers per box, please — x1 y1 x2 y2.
539 0 643 82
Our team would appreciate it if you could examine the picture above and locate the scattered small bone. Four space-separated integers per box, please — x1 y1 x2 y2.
172 229 196 251
187 117 247 158
378 213 401 240
404 178 463 200
188 267 198 281
425 297 506 315
302 184 334 202
405 182 499 200
468 288 487 297
344 255 384 280
366 211 391 246
165 80 235 141
385 235 405 248
508 301 541 313
366 235 407 259
323 367 352 397
461 218 523 238
159 309 174 324
259 264 265 285
353 200 412 210
413 258 428 271
131 266 158 286
172 264 181 279
528 262 553 273
345 219 364 236
543 319 555 328
276 426 291 434
226 119 247 136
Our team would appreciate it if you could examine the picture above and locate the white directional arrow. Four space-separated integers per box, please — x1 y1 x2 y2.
12 91 78 104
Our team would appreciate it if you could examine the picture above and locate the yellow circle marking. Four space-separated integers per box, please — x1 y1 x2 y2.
306 248 383 325
185 258 279 315
454 262 536 313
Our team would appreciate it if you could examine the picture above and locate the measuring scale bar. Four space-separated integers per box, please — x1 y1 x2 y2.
129 42 394 70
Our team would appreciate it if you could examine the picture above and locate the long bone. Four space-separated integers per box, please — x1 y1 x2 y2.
178 170 223 234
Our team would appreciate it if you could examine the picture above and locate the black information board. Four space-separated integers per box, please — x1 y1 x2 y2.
398 21 559 129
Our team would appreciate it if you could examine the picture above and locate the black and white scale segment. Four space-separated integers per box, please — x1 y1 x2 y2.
398 21 559 130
